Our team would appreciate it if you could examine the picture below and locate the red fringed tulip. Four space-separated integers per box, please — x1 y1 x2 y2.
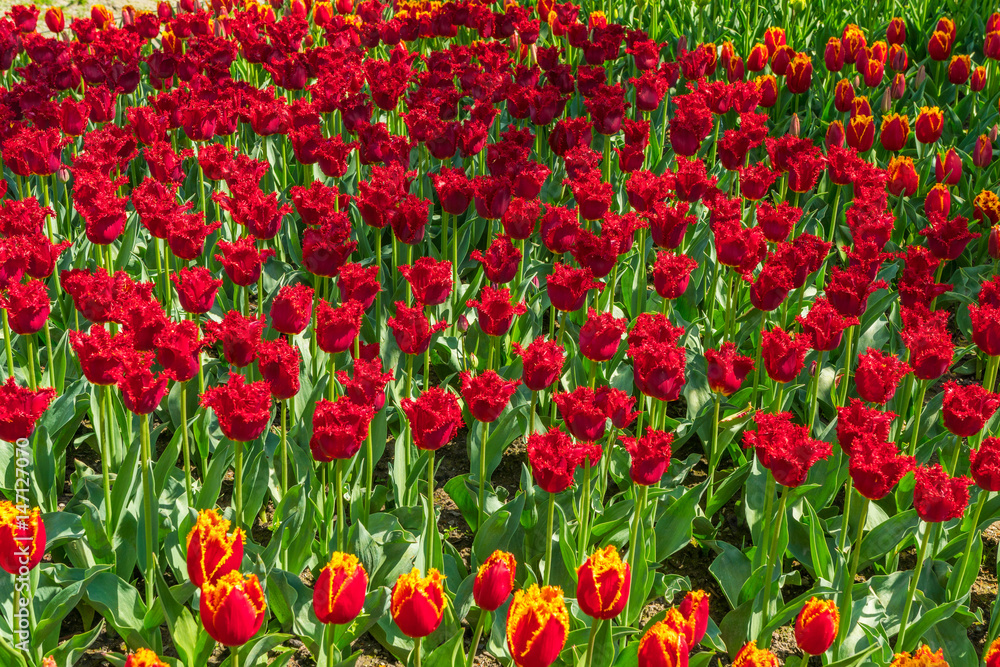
577 545 630 620
255 338 301 400
637 616 689 667
388 302 448 356
512 337 565 391
316 300 365 354
579 309 627 361
124 649 168 667
199 374 272 443
941 381 1000 438
969 437 1000 491
913 464 972 522
459 370 520 423
204 312 265 369
836 400 896 455
854 348 912 404
338 263 381 311
732 641 780 667
795 597 839 655
653 252 698 300
528 428 587 493
473 550 516 611
553 387 607 442
620 427 673 485
678 590 710 646
199 571 266 646
848 434 915 501
313 552 368 625
401 387 463 451
118 353 169 415
310 397 374 461
797 298 858 352
270 284 314 336
546 263 603 312
215 237 275 287
390 568 445 638
185 509 245 587
760 327 808 384
743 412 833 487
704 342 754 396
398 257 453 306
890 645 948 667
0 280 49 335
467 286 527 337
70 325 125 386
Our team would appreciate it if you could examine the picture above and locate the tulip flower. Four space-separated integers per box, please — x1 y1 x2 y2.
854 348 912 404
0 501 45 575
704 342 754 396
637 616 689 667
70 325 125 386
204 312 265 369
313 552 368 625
941 381 1000 439
391 568 445 639
185 509 245 587
0 279 49 336
652 252 698 301
398 257 453 306
337 263 381 311
269 284 314 335
473 550 516 612
678 590 710 646
316 300 365 355
732 641 779 667
467 285 527 338
795 597 839 656
215 237 275 288
547 262 603 313
890 646 948 667
506 585 569 667
199 571 266 647
124 649 168 667
577 545 631 622
388 302 448 356
0 377 55 443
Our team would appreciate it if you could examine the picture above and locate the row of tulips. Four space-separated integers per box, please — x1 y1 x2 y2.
4 0 1000 665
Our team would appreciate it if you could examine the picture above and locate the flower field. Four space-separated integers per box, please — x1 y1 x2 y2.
4 0 1000 665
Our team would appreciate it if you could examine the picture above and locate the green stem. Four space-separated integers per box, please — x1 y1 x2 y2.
140 413 156 608
706 395 721 505
895 523 931 652
336 459 345 552
280 399 288 496
414 637 422 667
99 386 113 539
426 449 435 567
25 336 35 390
837 326 856 407
2 309 13 378
584 619 601 667
365 431 374 518
627 485 647 570
467 611 487 667
544 492 556 586
234 440 244 526
839 477 854 553
478 420 488 530
954 490 988 598
529 392 537 436
908 380 928 458
809 351 825 433
834 497 869 662
759 488 788 647
579 458 592 559
181 381 193 507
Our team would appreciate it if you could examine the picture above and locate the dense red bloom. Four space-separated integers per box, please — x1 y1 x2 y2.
337 264 381 311
794 598 839 656
825 267 887 318
528 427 587 493
310 396 374 461
398 257 453 306
854 348 911 404
313 553 368 626
215 237 275 287
579 309 627 361
502 198 541 240
337 358 393 411
391 568 446 639
760 327 808 384
61 268 114 324
474 551 516 612
317 300 365 355
901 308 954 380
705 342 754 396
70 325 127 386
971 300 1000 356
941 381 1000 438
185 509 245 588
118 352 169 415
797 298 858 351
432 167 474 215
743 411 832 487
595 386 640 430
921 212 979 261
301 221 356 278
836 400 895 455
467 285 527 337
155 319 203 383
401 387 463 451
204 312 265 369
620 427 673 486
913 464 971 523
756 201 801 243
390 195 430 245
969 437 1000 491
849 434 915 501
0 279 49 335
255 338 301 400
460 370 520 423
0 377 56 442
473 176 512 220
270 284 315 336
199 572 266 647
713 221 767 275
472 235 522 285
546 263 603 312
200 374 272 443
577 545 630 620
388 302 448 355
652 252 698 300
553 387 607 442
512 338 565 391
171 267 222 315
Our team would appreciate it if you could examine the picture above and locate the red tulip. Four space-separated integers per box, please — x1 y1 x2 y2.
317 300 365 355
401 387 463 451
577 545 630 620
941 381 1000 438
760 327 808 384
391 568 445 638
471 234 522 285
118 352 169 415
795 597 839 655
637 616 689 667
0 501 45 575
255 338 301 400
467 285 527 337
969 437 1000 491
215 237 275 287
171 267 222 315
854 348 912 404
270 284 315 336
204 312 265 369
935 148 963 185
743 411 832 487
913 464 971 522
512 337 565 391
848 434 914 501
70 325 125 386
553 387 607 442
337 263 381 311
459 370 520 423
506 585 569 667
704 342 754 396
155 319 204 383
0 279 49 335
620 427 673 486
388 302 448 356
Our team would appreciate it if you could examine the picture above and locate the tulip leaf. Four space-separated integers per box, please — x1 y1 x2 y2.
84 571 154 650
44 620 105 667
423 629 465 667
654 480 706 561
858 509 919 568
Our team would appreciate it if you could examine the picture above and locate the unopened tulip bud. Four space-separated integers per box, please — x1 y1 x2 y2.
790 113 800 137
880 88 892 113
915 64 927 87
890 73 906 99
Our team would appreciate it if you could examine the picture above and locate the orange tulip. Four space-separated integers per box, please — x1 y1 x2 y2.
986 635 1000 667
975 191 1000 224
506 585 569 667
576 545 630 620
732 641 780 667
185 509 245 587
0 501 45 575
391 568 445 638
678 590 710 646
44 7 64 32
199 571 266 647
794 597 839 655
124 649 169 667
637 614 689 667
890 645 948 667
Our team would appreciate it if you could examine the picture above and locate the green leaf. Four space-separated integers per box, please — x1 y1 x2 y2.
654 481 707 560
84 572 154 650
423 630 466 667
